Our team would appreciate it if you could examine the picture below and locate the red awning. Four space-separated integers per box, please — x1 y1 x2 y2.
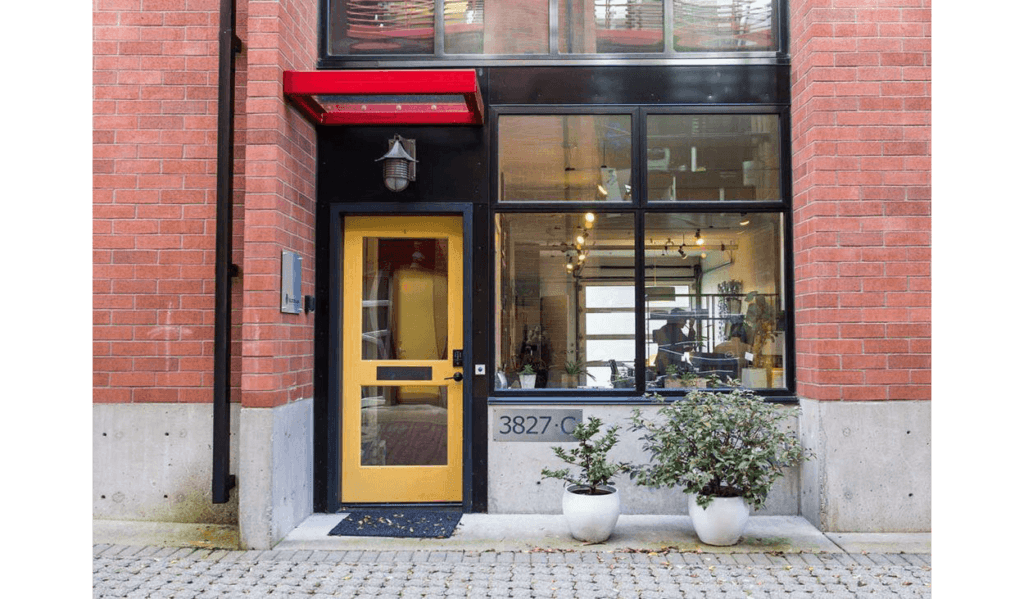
283 70 484 126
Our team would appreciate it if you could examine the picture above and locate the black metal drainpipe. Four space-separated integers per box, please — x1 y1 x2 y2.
213 0 240 504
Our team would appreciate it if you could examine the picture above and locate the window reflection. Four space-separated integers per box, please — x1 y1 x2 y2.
673 0 775 51
330 0 435 55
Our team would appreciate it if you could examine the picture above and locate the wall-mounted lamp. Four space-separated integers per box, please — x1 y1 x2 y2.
376 135 417 192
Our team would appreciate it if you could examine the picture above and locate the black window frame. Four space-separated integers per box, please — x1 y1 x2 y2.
318 0 790 68
488 103 795 403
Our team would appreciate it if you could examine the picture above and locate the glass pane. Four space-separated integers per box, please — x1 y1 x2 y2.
361 386 448 466
444 0 550 54
647 114 780 202
362 238 448 360
561 0 664 54
499 115 632 203
673 0 775 51
329 0 435 55
495 213 635 390
644 212 785 391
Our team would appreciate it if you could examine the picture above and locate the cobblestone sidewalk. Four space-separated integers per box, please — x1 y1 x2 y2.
94 546 931 598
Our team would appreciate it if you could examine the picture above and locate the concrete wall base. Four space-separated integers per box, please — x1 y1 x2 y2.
93 403 240 524
487 404 801 516
799 398 930 532
238 398 314 550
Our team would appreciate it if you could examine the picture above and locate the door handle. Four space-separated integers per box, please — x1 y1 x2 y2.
444 372 464 382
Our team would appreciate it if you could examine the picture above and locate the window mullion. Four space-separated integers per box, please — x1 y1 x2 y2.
634 207 646 395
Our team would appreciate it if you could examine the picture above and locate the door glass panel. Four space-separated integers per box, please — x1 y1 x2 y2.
362 238 449 360
361 386 448 466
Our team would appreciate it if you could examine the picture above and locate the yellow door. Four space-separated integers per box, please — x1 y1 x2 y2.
342 216 463 503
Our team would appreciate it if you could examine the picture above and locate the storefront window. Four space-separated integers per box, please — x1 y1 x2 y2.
647 114 780 202
494 213 636 390
498 114 632 203
644 212 785 391
494 110 789 395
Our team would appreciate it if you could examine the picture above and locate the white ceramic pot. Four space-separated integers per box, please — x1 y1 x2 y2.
520 374 536 389
688 494 750 546
563 484 620 543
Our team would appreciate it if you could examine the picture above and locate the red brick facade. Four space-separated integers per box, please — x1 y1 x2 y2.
93 0 317 408
94 1 931 407
789 0 931 401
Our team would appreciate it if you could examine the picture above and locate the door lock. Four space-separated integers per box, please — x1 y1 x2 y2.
444 372 464 382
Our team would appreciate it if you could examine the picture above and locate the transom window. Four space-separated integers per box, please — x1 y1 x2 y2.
326 0 782 59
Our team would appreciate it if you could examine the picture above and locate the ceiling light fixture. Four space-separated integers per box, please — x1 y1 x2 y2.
695 229 705 246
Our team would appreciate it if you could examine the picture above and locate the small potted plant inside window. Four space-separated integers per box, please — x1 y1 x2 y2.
563 358 595 389
664 365 706 389
519 363 537 389
629 386 811 546
541 417 629 543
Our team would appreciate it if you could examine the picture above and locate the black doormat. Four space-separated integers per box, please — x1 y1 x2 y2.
328 510 462 539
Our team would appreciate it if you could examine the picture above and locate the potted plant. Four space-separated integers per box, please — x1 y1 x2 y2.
664 365 707 389
562 358 595 389
519 363 537 389
541 417 629 542
629 387 811 546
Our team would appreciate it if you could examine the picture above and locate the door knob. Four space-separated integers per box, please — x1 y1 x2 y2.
444 372 464 382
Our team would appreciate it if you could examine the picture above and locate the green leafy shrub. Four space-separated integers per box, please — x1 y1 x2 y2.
629 388 811 509
541 417 629 495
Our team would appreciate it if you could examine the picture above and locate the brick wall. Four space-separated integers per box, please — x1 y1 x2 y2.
93 0 317 409
240 0 318 408
94 0 247 405
789 0 931 401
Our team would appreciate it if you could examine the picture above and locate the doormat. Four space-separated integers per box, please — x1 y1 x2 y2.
328 510 462 539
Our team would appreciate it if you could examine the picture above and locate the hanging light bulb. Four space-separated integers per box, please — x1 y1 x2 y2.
576 234 586 245
584 212 595 229
695 229 705 246
701 252 707 259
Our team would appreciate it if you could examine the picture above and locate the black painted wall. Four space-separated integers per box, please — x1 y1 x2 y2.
313 64 789 513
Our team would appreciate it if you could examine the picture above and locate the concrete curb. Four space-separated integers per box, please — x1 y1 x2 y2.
95 515 931 555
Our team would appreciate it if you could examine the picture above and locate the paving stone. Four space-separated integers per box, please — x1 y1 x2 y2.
93 545 932 598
